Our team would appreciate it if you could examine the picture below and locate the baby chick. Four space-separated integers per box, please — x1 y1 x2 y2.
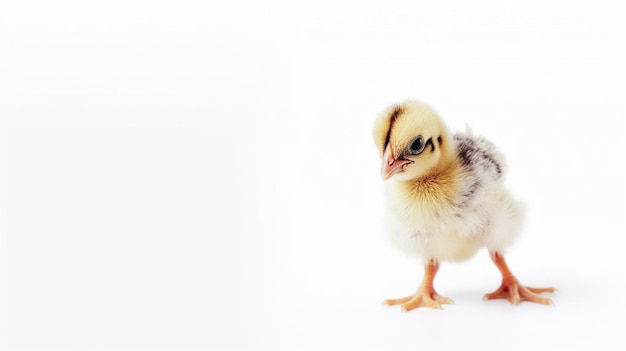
373 100 555 311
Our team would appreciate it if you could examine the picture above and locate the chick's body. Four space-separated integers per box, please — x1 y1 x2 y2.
383 133 521 262
374 101 554 311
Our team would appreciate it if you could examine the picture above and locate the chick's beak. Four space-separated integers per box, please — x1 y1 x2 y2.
382 144 412 181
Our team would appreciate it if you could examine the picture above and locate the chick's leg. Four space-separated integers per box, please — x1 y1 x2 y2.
383 259 453 312
484 251 556 305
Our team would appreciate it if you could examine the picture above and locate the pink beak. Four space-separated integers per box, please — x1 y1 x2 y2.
381 144 412 181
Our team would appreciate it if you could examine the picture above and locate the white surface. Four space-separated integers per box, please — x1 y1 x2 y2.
1 1 625 350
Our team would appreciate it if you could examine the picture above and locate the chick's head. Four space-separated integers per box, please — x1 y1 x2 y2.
373 101 454 181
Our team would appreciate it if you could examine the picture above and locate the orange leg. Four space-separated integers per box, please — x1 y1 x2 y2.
484 251 556 306
383 259 454 312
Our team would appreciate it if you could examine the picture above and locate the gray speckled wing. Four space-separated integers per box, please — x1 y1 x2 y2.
453 133 503 182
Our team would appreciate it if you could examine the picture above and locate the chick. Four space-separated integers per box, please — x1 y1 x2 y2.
373 100 555 311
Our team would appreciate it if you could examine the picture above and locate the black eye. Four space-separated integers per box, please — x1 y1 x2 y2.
409 136 425 155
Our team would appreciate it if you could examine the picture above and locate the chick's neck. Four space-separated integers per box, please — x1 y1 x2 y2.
396 157 461 203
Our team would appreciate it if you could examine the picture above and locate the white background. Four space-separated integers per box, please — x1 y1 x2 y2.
1 1 625 350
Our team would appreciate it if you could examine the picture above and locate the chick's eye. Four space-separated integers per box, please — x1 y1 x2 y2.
409 136 425 154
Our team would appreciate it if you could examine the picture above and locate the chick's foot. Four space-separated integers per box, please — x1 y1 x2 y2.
383 288 454 312
484 251 556 306
483 276 555 305
382 259 453 312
